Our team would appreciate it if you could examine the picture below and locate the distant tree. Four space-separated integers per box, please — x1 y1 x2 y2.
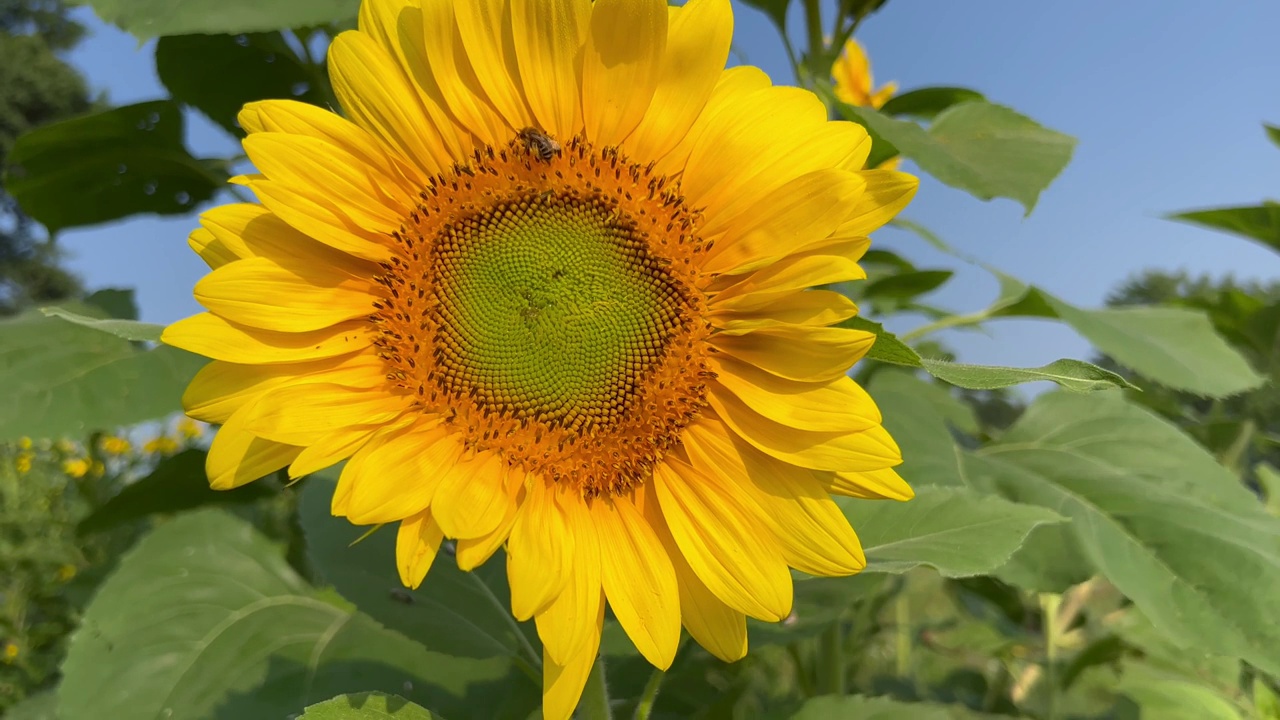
1100 269 1280 475
0 0 90 315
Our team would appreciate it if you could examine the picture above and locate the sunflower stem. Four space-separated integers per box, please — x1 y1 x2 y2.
802 0 826 75
633 667 666 720
1041 593 1062 720
582 654 613 720
818 622 846 695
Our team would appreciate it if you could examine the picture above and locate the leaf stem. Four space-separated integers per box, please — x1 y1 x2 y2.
633 667 666 720
582 654 614 720
899 310 994 342
802 0 826 79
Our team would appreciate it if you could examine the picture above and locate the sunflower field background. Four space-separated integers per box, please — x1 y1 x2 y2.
2 0 1280 719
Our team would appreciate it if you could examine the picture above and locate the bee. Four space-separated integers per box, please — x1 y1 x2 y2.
516 126 561 162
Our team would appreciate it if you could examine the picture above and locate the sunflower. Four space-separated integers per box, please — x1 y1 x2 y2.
163 0 917 716
832 37 898 110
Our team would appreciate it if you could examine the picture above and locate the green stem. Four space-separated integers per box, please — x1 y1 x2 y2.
1041 593 1061 720
801 0 825 80
818 622 846 695
787 642 817 697
1220 419 1257 475
633 667 666 720
899 310 994 342
582 655 613 720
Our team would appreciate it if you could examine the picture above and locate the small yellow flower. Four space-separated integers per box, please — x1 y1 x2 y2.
2 642 17 663
57 564 77 582
63 457 91 478
15 453 33 475
177 418 204 440
144 436 180 456
832 38 897 109
17 437 32 450
55 439 76 454
101 436 132 455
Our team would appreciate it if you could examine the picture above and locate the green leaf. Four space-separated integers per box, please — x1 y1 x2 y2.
84 288 139 319
838 486 1064 577
1254 677 1280 720
920 358 1137 392
1116 663 1244 720
738 0 790 31
866 371 966 487
299 475 543 691
4 101 225 231
1265 123 1280 150
59 509 525 720
5 691 58 720
1169 202 1280 256
83 0 360 38
300 692 436 719
41 305 164 342
749 574 886 645
879 86 986 121
792 694 1002 719
840 316 922 367
844 101 1075 213
863 270 953 300
969 391 1280 677
77 450 272 534
0 309 206 441
156 33 328 136
1256 463 1280 517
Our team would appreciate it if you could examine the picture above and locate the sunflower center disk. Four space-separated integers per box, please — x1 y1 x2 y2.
374 136 714 496
433 196 682 432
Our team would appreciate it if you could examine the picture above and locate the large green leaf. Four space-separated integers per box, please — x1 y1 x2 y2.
299 476 543 685
77 450 272 534
84 0 360 38
844 101 1075 213
300 693 436 719
4 101 225 231
1116 663 1244 720
42 305 164 342
842 317 923 367
0 308 205 441
969 392 1280 676
839 486 1064 577
156 32 328 136
59 510 524 720
792 694 1002 719
863 269 953 300
1169 202 1280 256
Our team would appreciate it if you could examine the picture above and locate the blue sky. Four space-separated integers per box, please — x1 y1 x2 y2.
55 0 1280 372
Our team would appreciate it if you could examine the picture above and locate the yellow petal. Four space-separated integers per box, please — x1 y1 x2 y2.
182 353 382 424
453 0 535 130
188 227 241 269
194 256 373 333
510 0 589 138
397 508 445 589
594 495 680 669
710 355 879 433
162 314 373 365
206 404 302 489
685 421 866 576
541 600 603 720
431 451 514 539
652 458 792 621
712 238 871 310
239 99 427 187
534 499 602 664
344 422 461 524
580 0 666 147
624 0 732 162
242 178 395 263
288 424 382 478
644 497 746 662
328 30 456 175
243 382 407 446
711 324 875 382
839 169 918 236
509 477 574 620
455 470 525 571
713 291 861 333
653 65 770 177
202 202 379 280
826 467 914 501
359 0 473 164
704 169 866 275
708 391 901 472
419 0 512 145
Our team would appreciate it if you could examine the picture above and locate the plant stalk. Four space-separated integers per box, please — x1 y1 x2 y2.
818 622 847 695
1040 593 1062 720
582 655 613 720
633 667 666 720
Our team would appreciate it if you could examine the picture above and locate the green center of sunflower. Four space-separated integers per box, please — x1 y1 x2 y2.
431 194 685 431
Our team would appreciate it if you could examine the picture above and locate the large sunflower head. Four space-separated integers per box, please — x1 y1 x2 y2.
163 0 917 716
